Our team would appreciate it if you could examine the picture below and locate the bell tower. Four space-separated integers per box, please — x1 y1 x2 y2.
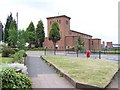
46 15 71 50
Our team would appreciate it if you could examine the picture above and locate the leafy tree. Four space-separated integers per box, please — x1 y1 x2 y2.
26 21 36 48
49 21 61 55
17 30 26 50
4 13 13 43
8 29 17 47
8 19 17 47
77 36 84 51
36 20 45 47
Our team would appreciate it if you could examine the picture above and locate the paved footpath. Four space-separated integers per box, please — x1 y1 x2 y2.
26 51 74 88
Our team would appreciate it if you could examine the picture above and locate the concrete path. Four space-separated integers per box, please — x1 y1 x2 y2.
26 51 74 88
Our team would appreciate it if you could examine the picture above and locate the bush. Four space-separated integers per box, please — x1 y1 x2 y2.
2 45 15 57
79 47 86 53
1 68 32 89
13 50 26 63
0 45 2 53
12 48 19 52
0 63 28 75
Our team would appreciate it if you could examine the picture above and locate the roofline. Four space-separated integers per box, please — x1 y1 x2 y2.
46 15 71 19
70 30 92 37
91 38 101 40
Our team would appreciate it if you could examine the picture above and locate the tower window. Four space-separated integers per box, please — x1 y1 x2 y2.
59 20 61 24
66 20 68 24
50 21 52 25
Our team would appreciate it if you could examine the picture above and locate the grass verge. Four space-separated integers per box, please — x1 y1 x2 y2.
42 56 118 88
0 57 14 64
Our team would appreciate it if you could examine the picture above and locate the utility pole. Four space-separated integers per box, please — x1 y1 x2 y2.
16 12 18 30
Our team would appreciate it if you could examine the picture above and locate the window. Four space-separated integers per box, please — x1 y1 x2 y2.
92 41 93 45
59 20 61 24
66 20 68 24
50 21 52 25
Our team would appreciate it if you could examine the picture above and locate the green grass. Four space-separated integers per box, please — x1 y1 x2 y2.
42 56 118 88
0 57 14 64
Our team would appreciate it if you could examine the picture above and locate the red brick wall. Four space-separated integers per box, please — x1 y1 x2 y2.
106 42 112 47
89 39 101 51
65 30 92 50
43 15 101 51
43 37 53 49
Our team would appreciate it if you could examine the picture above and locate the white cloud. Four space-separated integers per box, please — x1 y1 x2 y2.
0 0 119 44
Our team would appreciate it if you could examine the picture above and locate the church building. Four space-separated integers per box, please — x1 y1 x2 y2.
43 15 101 51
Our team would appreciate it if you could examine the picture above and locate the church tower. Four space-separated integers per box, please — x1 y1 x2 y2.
46 15 71 50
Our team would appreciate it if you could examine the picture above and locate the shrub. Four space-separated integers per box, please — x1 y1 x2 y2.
1 45 15 57
79 47 86 53
12 48 19 52
0 45 2 53
0 63 28 75
13 50 26 63
1 68 32 89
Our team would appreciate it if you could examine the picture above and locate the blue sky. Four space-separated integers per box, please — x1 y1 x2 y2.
0 0 119 44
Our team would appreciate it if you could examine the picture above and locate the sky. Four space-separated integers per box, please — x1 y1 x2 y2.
0 0 119 44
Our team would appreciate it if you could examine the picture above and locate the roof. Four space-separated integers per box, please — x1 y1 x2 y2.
70 30 92 37
46 15 71 19
91 38 101 40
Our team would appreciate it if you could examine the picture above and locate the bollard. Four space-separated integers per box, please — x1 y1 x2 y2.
99 51 101 59
44 48 46 55
77 49 78 57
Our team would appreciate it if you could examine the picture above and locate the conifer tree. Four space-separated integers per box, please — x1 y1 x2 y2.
36 20 45 47
26 21 36 48
4 13 13 43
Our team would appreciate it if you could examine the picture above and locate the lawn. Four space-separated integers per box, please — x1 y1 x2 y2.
0 57 14 64
42 56 118 88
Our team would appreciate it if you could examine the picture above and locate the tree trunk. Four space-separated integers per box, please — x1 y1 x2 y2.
53 42 56 55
